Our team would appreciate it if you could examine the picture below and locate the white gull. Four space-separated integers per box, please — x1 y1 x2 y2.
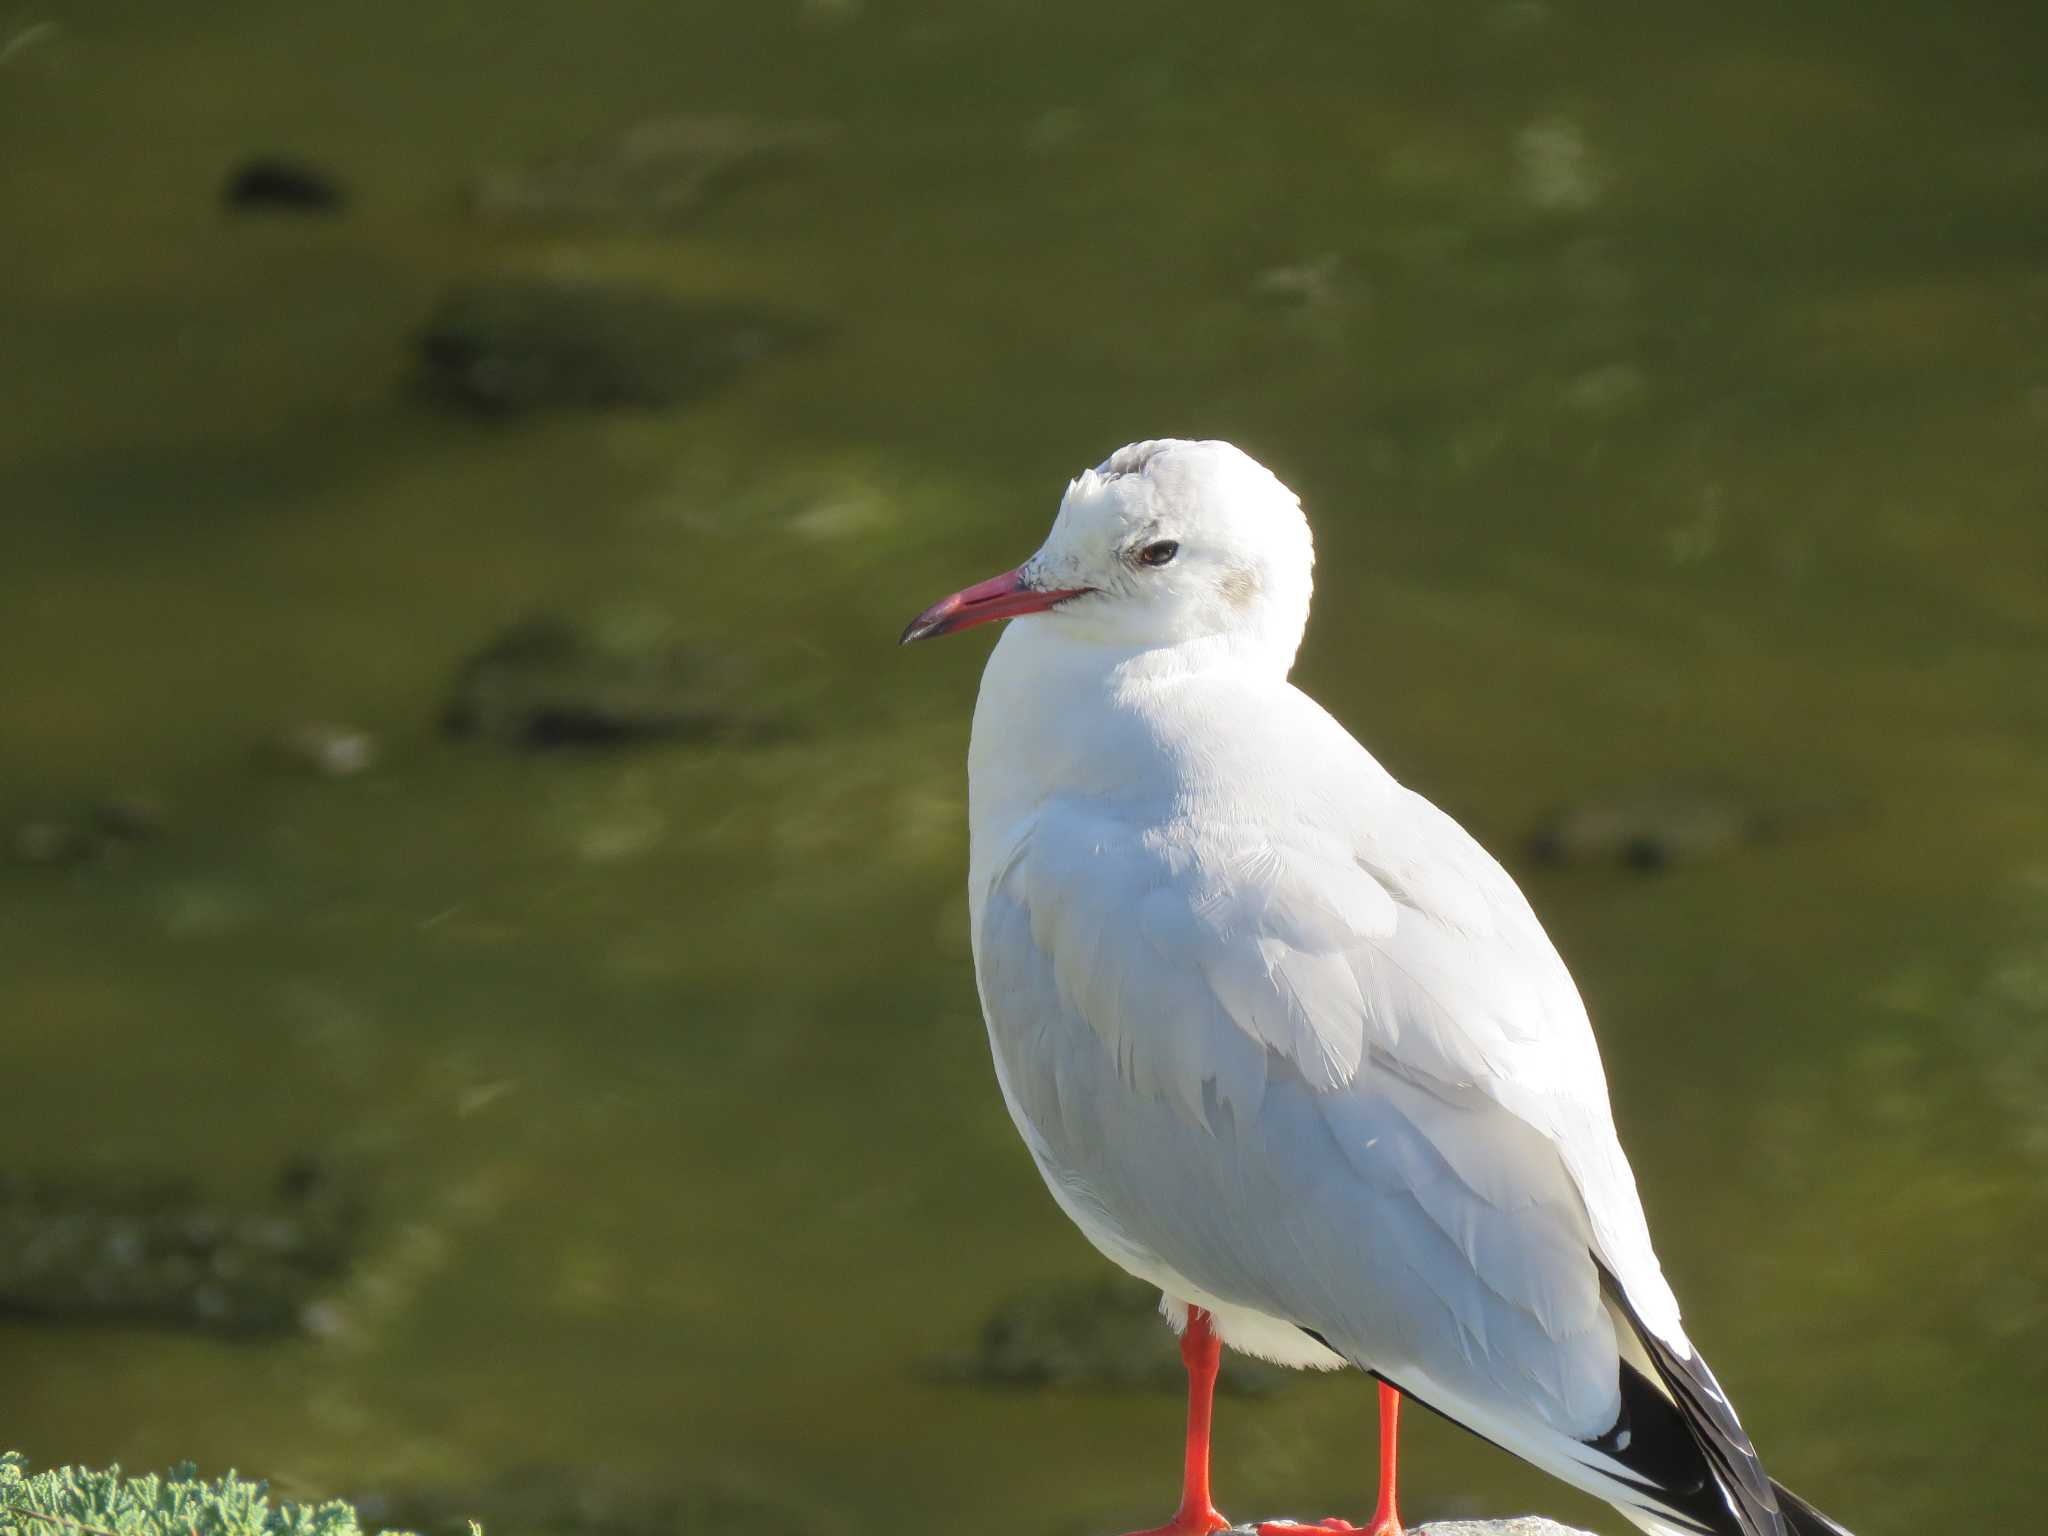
902 440 1856 1536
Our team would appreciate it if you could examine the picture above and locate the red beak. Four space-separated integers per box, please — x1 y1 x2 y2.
899 565 1091 644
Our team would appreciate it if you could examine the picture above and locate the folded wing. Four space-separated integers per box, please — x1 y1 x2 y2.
977 779 1688 1446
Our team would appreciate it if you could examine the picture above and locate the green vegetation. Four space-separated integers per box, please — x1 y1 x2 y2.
0 1456 445 1536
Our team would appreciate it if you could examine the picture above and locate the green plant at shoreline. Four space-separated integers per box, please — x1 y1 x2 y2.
0 1456 452 1536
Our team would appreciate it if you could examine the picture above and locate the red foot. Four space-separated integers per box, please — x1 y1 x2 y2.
1121 1507 1231 1536
1260 1381 1406 1536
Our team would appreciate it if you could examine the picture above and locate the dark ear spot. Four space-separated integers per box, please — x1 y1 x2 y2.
1218 565 1262 608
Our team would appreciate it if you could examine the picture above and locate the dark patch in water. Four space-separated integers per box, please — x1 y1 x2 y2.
415 281 818 415
444 616 786 751
223 157 347 213
0 1159 364 1337
933 1275 1293 1398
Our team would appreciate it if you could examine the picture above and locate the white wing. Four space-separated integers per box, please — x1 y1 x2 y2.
972 684 1687 1449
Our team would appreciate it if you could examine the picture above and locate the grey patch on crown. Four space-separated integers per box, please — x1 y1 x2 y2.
1097 440 1167 479
1217 564 1263 608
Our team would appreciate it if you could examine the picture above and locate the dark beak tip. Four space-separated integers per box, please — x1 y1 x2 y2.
900 565 1052 649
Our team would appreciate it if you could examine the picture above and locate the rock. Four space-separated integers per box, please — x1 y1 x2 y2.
0 1159 363 1337
938 1275 1293 1397
267 722 380 778
468 113 836 230
443 616 776 750
416 280 814 415
1230 1523 1590 1536
223 157 347 213
1528 785 1788 873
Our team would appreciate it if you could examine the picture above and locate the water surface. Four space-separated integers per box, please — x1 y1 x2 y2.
2 4 2044 1534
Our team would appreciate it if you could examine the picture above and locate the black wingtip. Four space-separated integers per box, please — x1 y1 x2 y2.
1596 1264 1788 1536
1769 1481 1858 1536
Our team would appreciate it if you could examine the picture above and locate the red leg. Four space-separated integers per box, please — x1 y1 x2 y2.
1367 1381 1403 1536
1256 1380 1405 1536
1120 1306 1231 1536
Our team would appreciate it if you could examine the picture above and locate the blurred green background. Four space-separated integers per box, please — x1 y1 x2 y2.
2 3 2044 1534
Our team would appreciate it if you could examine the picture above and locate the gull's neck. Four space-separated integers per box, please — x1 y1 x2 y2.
966 618 1289 874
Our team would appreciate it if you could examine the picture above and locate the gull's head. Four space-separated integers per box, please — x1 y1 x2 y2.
901 439 1315 669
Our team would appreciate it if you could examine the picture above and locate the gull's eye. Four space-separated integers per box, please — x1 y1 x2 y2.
1137 540 1180 568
